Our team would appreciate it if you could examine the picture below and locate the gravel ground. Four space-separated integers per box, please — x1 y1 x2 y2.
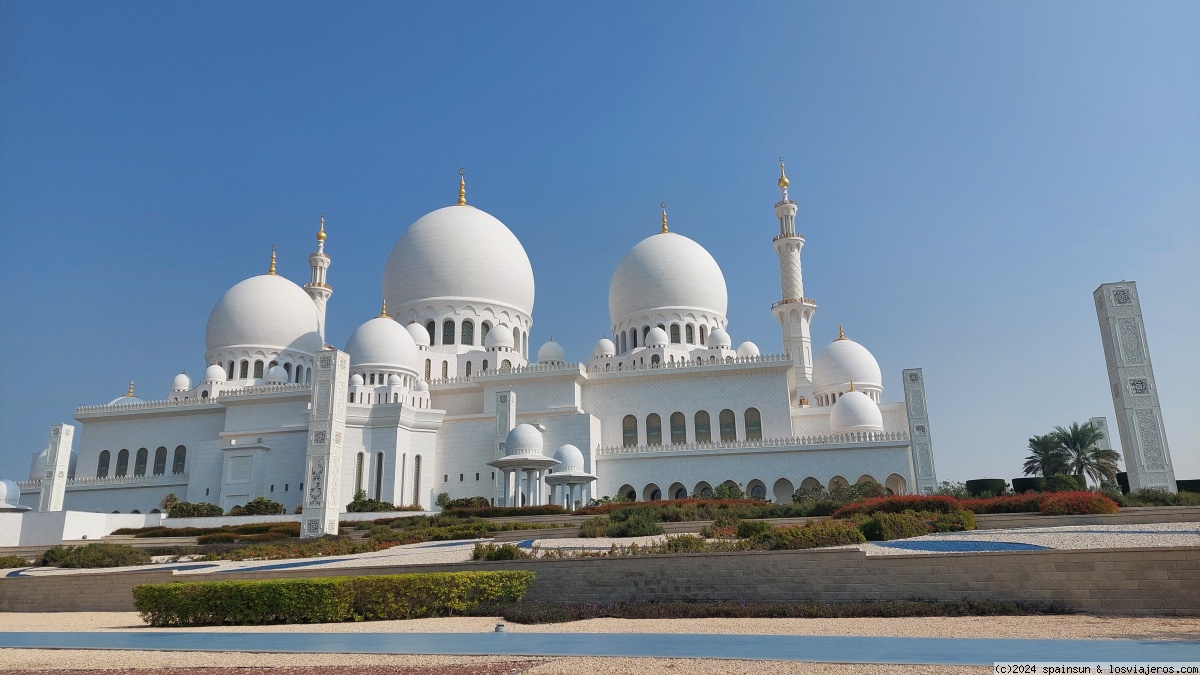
858 522 1200 555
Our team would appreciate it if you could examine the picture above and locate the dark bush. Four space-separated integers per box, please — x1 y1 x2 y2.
0 554 32 568
166 501 224 518
1118 488 1200 507
578 516 611 538
442 505 566 518
471 543 531 561
754 520 865 549
931 510 976 532
736 520 773 540
833 495 961 517
1010 477 1045 494
857 511 928 541
239 497 285 515
1175 480 1200 494
196 533 237 545
133 571 536 627
41 543 151 568
964 479 1008 497
444 496 491 509
607 514 665 537
1043 475 1086 493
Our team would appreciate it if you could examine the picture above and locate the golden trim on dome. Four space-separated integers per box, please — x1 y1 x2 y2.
778 156 789 189
660 202 668 234
269 246 277 275
457 168 467 206
316 214 326 242
126 381 135 397
837 324 846 340
378 300 388 318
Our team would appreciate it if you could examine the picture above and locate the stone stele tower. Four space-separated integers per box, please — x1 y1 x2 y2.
1094 281 1177 492
37 423 74 512
302 348 351 537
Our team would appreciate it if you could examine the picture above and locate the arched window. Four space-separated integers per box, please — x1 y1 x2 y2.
172 446 186 474
461 320 474 345
375 452 384 499
512 327 521 352
745 407 762 441
97 450 110 478
369 373 376 385
393 393 398 402
239 361 249 379
670 412 686 444
650 354 660 367
116 449 129 477
269 360 278 370
153 447 167 475
426 320 437 343
465 361 472 378
699 326 707 345
349 392 355 403
480 321 491 342
622 414 638 446
355 453 364 492
501 359 512 371
133 448 148 477
643 325 650 340
252 360 263 378
412 455 422 506
646 413 662 445
482 359 489 372
670 324 681 344
295 366 303 383
695 411 711 443
306 367 312 383
443 320 455 345
284 363 292 378
685 324 695 344
630 329 638 349
441 361 449 379
424 359 431 380
226 362 235 379
719 409 736 442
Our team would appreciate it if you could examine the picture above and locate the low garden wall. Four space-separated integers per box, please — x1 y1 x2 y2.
3 545 1195 616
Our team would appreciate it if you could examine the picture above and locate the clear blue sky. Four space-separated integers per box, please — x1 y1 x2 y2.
1 1 1197 485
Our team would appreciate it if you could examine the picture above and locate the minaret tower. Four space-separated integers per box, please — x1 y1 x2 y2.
771 158 818 392
304 215 333 342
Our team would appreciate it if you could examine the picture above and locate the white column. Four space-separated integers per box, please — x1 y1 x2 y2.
38 423 74 512
301 348 350 538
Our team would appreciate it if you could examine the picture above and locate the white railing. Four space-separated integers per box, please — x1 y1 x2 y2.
587 351 790 374
217 382 312 397
597 431 909 456
430 361 583 385
77 383 311 413
17 473 189 489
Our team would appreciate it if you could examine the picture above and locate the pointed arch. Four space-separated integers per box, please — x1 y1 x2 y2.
622 415 638 446
694 411 711 443
670 412 686 444
745 407 762 441
172 446 186 474
97 450 110 478
646 413 662 445
153 447 167 476
719 409 736 442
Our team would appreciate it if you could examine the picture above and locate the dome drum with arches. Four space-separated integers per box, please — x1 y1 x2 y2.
811 331 883 403
205 273 323 377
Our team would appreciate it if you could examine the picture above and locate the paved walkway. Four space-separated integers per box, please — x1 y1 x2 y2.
2 632 1198 665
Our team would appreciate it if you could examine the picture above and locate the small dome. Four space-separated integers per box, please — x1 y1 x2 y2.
736 341 760 358
0 478 19 504
405 322 431 347
350 373 365 386
609 232 728 327
552 444 585 472
485 326 514 349
537 340 565 363
202 364 226 383
812 336 883 396
646 327 669 347
345 317 420 374
592 338 616 358
414 380 429 392
108 394 144 406
265 365 288 383
387 373 402 386
171 373 191 391
205 274 322 357
708 328 732 348
28 449 77 481
504 424 543 456
830 390 884 435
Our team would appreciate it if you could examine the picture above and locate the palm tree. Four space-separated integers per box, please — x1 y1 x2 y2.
1054 422 1121 486
1023 434 1067 477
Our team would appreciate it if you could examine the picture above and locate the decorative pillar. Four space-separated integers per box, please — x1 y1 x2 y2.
902 368 938 495
494 390 516 505
301 348 350 538
37 423 74 512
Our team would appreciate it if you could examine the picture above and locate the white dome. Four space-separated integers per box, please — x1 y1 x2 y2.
812 336 883 396
609 232 728 326
171 373 191 391
202 364 226 383
552 444 585 472
108 394 144 406
829 389 885 435
383 205 535 319
708 328 732 348
28 449 77 481
345 317 420 374
504 424 543 456
592 338 616 358
414 380 429 392
405 322 431 347
485 326 514 349
537 340 565 363
0 479 19 504
645 327 669 347
387 373 402 386
350 373 365 386
736 341 760 358
265 365 288 383
205 274 322 357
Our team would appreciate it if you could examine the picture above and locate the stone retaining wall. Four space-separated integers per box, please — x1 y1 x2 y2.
3 546 1196 616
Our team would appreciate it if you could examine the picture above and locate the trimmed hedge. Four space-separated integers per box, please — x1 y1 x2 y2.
1039 492 1119 516
856 511 928 541
442 505 566 518
836 492 1115 518
964 479 1007 497
748 520 866 550
41 543 151 568
1010 477 1045 494
166 501 224 518
833 495 961 517
1177 479 1200 494
133 571 536 627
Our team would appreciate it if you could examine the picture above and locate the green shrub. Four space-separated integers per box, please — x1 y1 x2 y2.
931 510 976 532
196 533 237 545
442 505 566 518
0 554 32 568
1118 488 1200 507
443 496 490 509
578 516 612 538
1043 475 1087 493
736 520 772 540
471 542 532 561
607 514 665 537
857 511 928 541
755 520 865 550
964 479 1008 498
166 501 224 518
133 571 536 627
239 497 285 515
1177 480 1200 494
1010 477 1045 494
41 543 152 568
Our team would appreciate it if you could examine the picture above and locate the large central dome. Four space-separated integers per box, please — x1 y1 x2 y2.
205 274 323 357
609 232 728 326
383 206 535 321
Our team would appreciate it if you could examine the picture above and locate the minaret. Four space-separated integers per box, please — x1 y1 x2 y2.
771 158 818 389
304 215 333 341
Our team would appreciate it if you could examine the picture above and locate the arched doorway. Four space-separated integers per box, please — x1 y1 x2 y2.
772 478 794 503
885 473 908 495
643 483 662 502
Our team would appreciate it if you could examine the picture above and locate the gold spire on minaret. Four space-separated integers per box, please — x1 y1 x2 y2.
316 214 326 242
126 381 135 397
849 379 856 392
457 168 467 206
378 300 388 318
778 157 789 189
660 202 669 234
838 324 846 340
268 246 277 275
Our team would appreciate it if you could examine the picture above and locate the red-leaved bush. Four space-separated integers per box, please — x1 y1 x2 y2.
832 495 962 518
1037 492 1119 516
960 494 1044 514
835 492 1118 518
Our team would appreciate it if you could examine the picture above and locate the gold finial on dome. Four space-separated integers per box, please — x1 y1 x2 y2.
268 246 277 275
837 324 846 340
778 156 789 189
849 379 856 392
378 300 388 318
126 381 135 397
316 214 326 242
457 168 467 206
660 202 668 234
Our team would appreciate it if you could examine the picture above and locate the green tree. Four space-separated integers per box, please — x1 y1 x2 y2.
1022 433 1068 477
1054 422 1121 486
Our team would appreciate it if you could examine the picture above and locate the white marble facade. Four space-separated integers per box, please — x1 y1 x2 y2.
11 165 938 514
